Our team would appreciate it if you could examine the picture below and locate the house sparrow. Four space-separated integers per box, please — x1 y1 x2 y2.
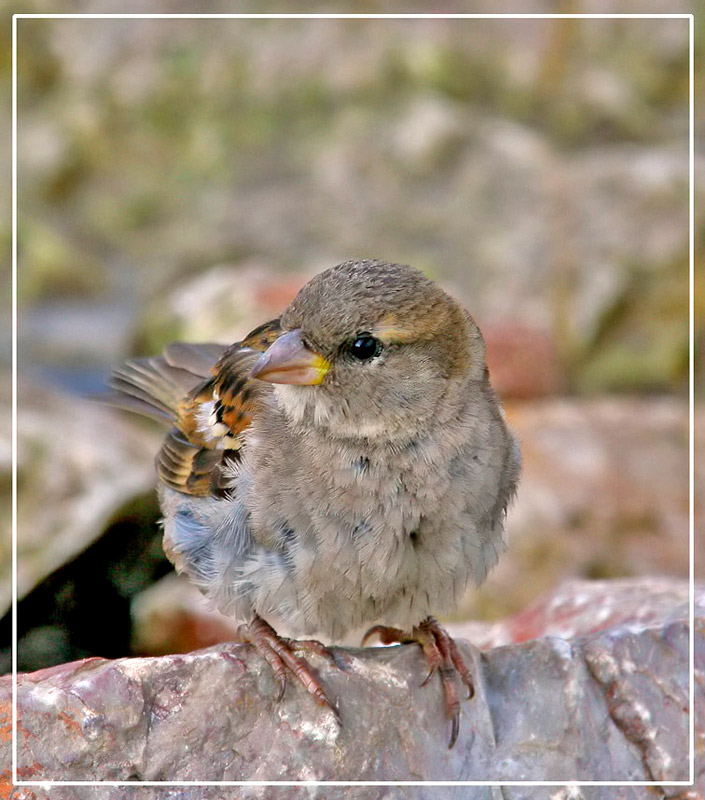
108 259 520 748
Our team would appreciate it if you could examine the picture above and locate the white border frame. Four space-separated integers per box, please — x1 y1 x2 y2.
10 11 696 790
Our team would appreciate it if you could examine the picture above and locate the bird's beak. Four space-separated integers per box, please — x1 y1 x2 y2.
249 329 331 385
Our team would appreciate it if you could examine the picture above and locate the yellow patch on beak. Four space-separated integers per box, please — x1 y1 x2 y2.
250 329 331 385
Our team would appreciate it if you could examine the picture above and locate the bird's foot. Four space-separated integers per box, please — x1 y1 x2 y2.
362 616 474 748
236 615 340 722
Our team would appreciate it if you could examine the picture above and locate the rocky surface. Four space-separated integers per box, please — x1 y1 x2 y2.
1 376 167 673
7 378 160 617
471 396 699 620
1 578 700 799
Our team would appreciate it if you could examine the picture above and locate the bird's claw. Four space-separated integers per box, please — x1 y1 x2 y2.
361 624 412 647
235 615 340 722
361 616 474 749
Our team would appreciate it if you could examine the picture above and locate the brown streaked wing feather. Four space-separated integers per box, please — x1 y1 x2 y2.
210 351 267 444
155 378 248 499
239 318 283 351
210 318 282 438
156 427 224 497
156 319 283 498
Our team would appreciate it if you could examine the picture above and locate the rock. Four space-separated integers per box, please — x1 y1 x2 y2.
0 375 168 674
451 576 695 650
133 262 310 356
483 323 562 398
2 578 699 797
130 572 239 656
457 396 698 622
4 378 160 618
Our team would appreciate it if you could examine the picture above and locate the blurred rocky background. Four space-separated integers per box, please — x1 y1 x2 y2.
2 5 702 681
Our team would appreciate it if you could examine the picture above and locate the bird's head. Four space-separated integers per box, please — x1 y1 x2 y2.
250 259 486 441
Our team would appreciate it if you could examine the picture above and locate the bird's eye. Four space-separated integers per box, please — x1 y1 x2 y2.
348 334 382 361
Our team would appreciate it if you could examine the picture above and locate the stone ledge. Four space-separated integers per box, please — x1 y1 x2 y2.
1 578 701 799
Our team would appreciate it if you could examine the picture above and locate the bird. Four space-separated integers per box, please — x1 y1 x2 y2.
107 259 520 748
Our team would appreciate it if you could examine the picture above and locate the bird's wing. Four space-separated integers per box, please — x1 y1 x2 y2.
106 319 282 498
